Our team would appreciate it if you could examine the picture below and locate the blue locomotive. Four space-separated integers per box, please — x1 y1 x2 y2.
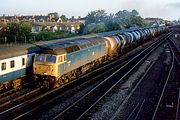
33 37 108 88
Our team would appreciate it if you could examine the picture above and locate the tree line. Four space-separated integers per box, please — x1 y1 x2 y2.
0 9 147 44
79 9 147 34
0 21 32 44
0 21 74 44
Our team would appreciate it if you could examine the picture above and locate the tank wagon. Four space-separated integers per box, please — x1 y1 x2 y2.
33 26 167 88
0 45 39 90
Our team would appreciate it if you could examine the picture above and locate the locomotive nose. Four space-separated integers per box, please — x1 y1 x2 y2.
34 64 55 76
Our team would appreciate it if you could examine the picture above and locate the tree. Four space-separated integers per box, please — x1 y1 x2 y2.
85 9 107 24
131 10 139 16
19 21 32 42
2 21 32 43
78 23 85 35
129 16 147 27
48 12 59 19
5 22 19 43
81 9 147 34
104 13 122 31
114 9 147 28
84 22 106 34
60 15 68 22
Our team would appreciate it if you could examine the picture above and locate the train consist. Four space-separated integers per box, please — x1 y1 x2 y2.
33 26 167 88
0 26 168 90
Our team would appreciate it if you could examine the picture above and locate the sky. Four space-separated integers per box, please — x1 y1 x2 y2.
0 0 180 20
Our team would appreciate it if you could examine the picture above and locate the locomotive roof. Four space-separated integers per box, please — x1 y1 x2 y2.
39 46 67 55
33 33 98 47
0 44 40 60
38 37 106 55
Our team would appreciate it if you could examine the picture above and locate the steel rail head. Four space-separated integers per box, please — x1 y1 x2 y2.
151 49 175 120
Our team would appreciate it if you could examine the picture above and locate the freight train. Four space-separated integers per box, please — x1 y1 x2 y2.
0 26 167 90
33 26 167 88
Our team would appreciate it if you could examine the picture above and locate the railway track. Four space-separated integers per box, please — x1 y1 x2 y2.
0 88 30 110
0 32 173 120
0 87 22 99
167 37 180 65
51 33 172 120
111 42 172 120
94 39 173 120
1 33 165 118
152 36 180 120
0 36 155 120
0 37 154 120
0 86 45 116
126 99 146 120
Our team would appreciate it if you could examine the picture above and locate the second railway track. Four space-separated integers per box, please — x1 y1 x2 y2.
51 32 173 120
152 33 180 120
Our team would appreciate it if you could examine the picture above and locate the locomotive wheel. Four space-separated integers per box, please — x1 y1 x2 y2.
63 78 69 83
12 79 21 89
43 81 50 89
3 82 11 90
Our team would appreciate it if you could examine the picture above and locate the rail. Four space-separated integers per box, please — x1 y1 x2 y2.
52 32 173 120
152 38 180 120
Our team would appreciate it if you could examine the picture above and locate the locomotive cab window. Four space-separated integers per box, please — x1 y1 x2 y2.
46 55 56 63
1 62 6 71
10 60 15 68
35 54 45 62
58 56 64 63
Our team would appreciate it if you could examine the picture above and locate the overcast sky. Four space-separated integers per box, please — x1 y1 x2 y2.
0 0 180 20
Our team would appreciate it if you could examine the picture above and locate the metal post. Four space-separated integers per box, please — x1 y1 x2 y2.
14 36 16 44
4 36 7 44
24 35 26 43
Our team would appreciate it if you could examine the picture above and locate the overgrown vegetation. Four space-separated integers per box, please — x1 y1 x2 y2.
0 21 32 43
0 22 75 44
31 31 75 42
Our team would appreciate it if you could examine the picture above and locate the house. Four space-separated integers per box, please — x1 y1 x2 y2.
50 25 58 32
0 14 82 33
31 22 44 33
145 18 166 26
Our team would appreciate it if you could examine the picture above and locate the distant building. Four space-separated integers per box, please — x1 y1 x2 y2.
31 22 81 33
50 25 58 32
79 17 86 25
31 22 44 33
145 18 166 26
0 14 83 33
